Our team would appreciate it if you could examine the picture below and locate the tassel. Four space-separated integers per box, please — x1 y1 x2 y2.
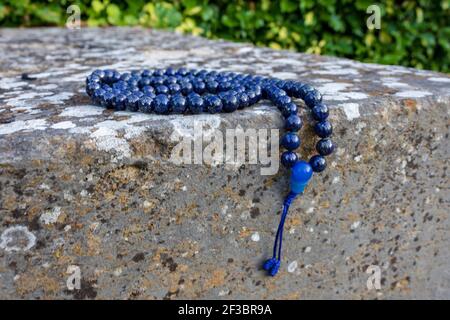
263 160 313 276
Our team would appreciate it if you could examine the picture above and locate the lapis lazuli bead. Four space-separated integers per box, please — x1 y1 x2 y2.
304 89 322 108
126 93 140 111
153 94 170 114
316 138 335 156
221 92 238 112
309 155 326 172
314 121 333 138
204 95 223 113
170 94 187 114
281 151 298 168
113 93 127 111
281 133 301 150
311 103 329 121
138 96 153 113
187 93 204 114
280 102 297 118
155 85 169 95
290 160 313 194
285 115 302 131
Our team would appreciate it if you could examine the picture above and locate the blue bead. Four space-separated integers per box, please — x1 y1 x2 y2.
93 88 106 104
141 69 152 77
281 133 301 150
204 94 223 113
309 155 326 172
218 81 232 92
237 92 249 109
86 82 101 96
316 138 335 156
163 76 177 85
155 85 169 95
246 90 258 104
125 93 140 111
281 151 298 168
285 115 302 131
298 84 313 98
138 77 151 87
193 80 206 94
311 103 329 121
314 121 333 138
206 80 219 93
164 67 176 76
113 93 127 111
142 85 155 95
304 90 322 108
186 93 204 114
221 92 238 112
138 96 153 113
176 67 188 76
153 94 170 114
101 91 114 109
180 81 193 95
280 102 297 117
168 83 181 94
170 94 186 113
274 95 291 108
290 160 313 194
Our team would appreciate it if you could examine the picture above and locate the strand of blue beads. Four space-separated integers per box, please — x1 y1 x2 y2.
86 68 335 276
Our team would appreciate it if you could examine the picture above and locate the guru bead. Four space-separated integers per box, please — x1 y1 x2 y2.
290 160 313 194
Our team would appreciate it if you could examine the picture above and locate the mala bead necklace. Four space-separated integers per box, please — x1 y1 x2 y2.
86 68 335 276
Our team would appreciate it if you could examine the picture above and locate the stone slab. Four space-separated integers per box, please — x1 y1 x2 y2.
0 27 449 299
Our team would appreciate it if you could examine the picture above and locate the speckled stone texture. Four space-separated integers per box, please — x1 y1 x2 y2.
0 27 449 300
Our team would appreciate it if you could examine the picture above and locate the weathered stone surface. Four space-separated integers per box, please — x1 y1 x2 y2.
0 27 449 300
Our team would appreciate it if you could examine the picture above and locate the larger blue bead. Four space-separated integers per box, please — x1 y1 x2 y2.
290 160 313 194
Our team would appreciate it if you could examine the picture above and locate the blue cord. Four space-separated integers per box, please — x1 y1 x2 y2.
263 192 297 276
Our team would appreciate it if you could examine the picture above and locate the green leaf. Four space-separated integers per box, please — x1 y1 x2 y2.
106 4 121 25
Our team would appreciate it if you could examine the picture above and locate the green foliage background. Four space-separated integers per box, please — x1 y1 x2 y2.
1 0 449 73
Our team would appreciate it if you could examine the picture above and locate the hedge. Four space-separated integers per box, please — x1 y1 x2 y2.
1 0 449 73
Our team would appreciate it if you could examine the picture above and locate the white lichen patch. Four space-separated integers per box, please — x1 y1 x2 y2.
51 121 76 129
271 72 298 79
0 77 27 90
339 103 360 121
0 226 36 252
170 114 221 141
394 90 432 98
89 119 147 159
60 105 104 118
427 77 450 83
40 206 62 225
251 232 260 242
287 260 298 273
0 119 47 135
43 91 74 104
317 83 368 101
